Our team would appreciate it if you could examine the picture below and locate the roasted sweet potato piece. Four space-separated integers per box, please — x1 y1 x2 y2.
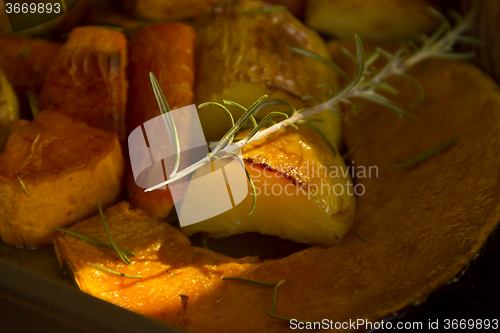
125 0 214 21
53 201 259 329
39 27 128 141
0 111 124 247
126 22 196 219
0 34 61 95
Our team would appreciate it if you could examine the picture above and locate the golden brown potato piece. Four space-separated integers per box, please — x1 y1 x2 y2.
0 111 124 247
181 125 356 246
0 34 61 96
53 58 500 332
196 0 341 147
125 0 214 21
39 27 128 141
305 0 439 40
126 22 196 219
0 69 19 152
53 201 259 329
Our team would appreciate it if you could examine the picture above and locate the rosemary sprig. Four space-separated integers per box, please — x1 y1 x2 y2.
150 72 180 178
391 138 458 168
51 227 136 257
222 277 279 287
87 263 142 279
95 197 131 265
145 11 474 193
223 152 257 217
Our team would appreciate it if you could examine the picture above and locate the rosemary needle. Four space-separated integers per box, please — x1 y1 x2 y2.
271 280 285 314
222 277 278 287
51 227 136 257
95 197 131 265
391 138 458 168
87 263 142 279
265 312 311 323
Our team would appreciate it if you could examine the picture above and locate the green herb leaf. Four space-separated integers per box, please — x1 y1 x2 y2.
265 312 312 323
271 280 285 314
223 153 257 217
391 138 458 168
291 46 349 81
222 277 278 287
223 100 258 127
51 227 136 257
254 99 297 117
95 197 131 265
87 263 142 279
245 112 289 142
149 72 181 177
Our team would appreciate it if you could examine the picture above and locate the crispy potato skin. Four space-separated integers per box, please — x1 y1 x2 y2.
53 201 259 329
38 27 128 141
0 34 61 95
125 0 214 21
0 111 124 247
126 22 196 219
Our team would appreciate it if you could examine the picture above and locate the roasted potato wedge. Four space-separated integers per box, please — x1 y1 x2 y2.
0 111 124 247
195 0 341 147
0 69 19 152
305 0 439 40
181 125 356 246
39 27 128 141
126 22 196 219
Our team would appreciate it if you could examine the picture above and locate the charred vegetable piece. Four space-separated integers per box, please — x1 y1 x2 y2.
0 34 61 96
53 201 259 330
195 0 341 147
39 27 128 141
0 111 124 247
125 0 214 21
126 22 196 219
0 70 19 152
305 0 439 40
181 125 356 246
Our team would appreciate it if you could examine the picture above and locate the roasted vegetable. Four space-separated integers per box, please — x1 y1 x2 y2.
53 201 259 330
126 22 196 219
195 0 341 147
125 0 214 21
305 0 439 40
181 125 356 245
0 70 19 152
39 27 128 141
54 57 500 333
0 34 61 96
0 111 124 247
